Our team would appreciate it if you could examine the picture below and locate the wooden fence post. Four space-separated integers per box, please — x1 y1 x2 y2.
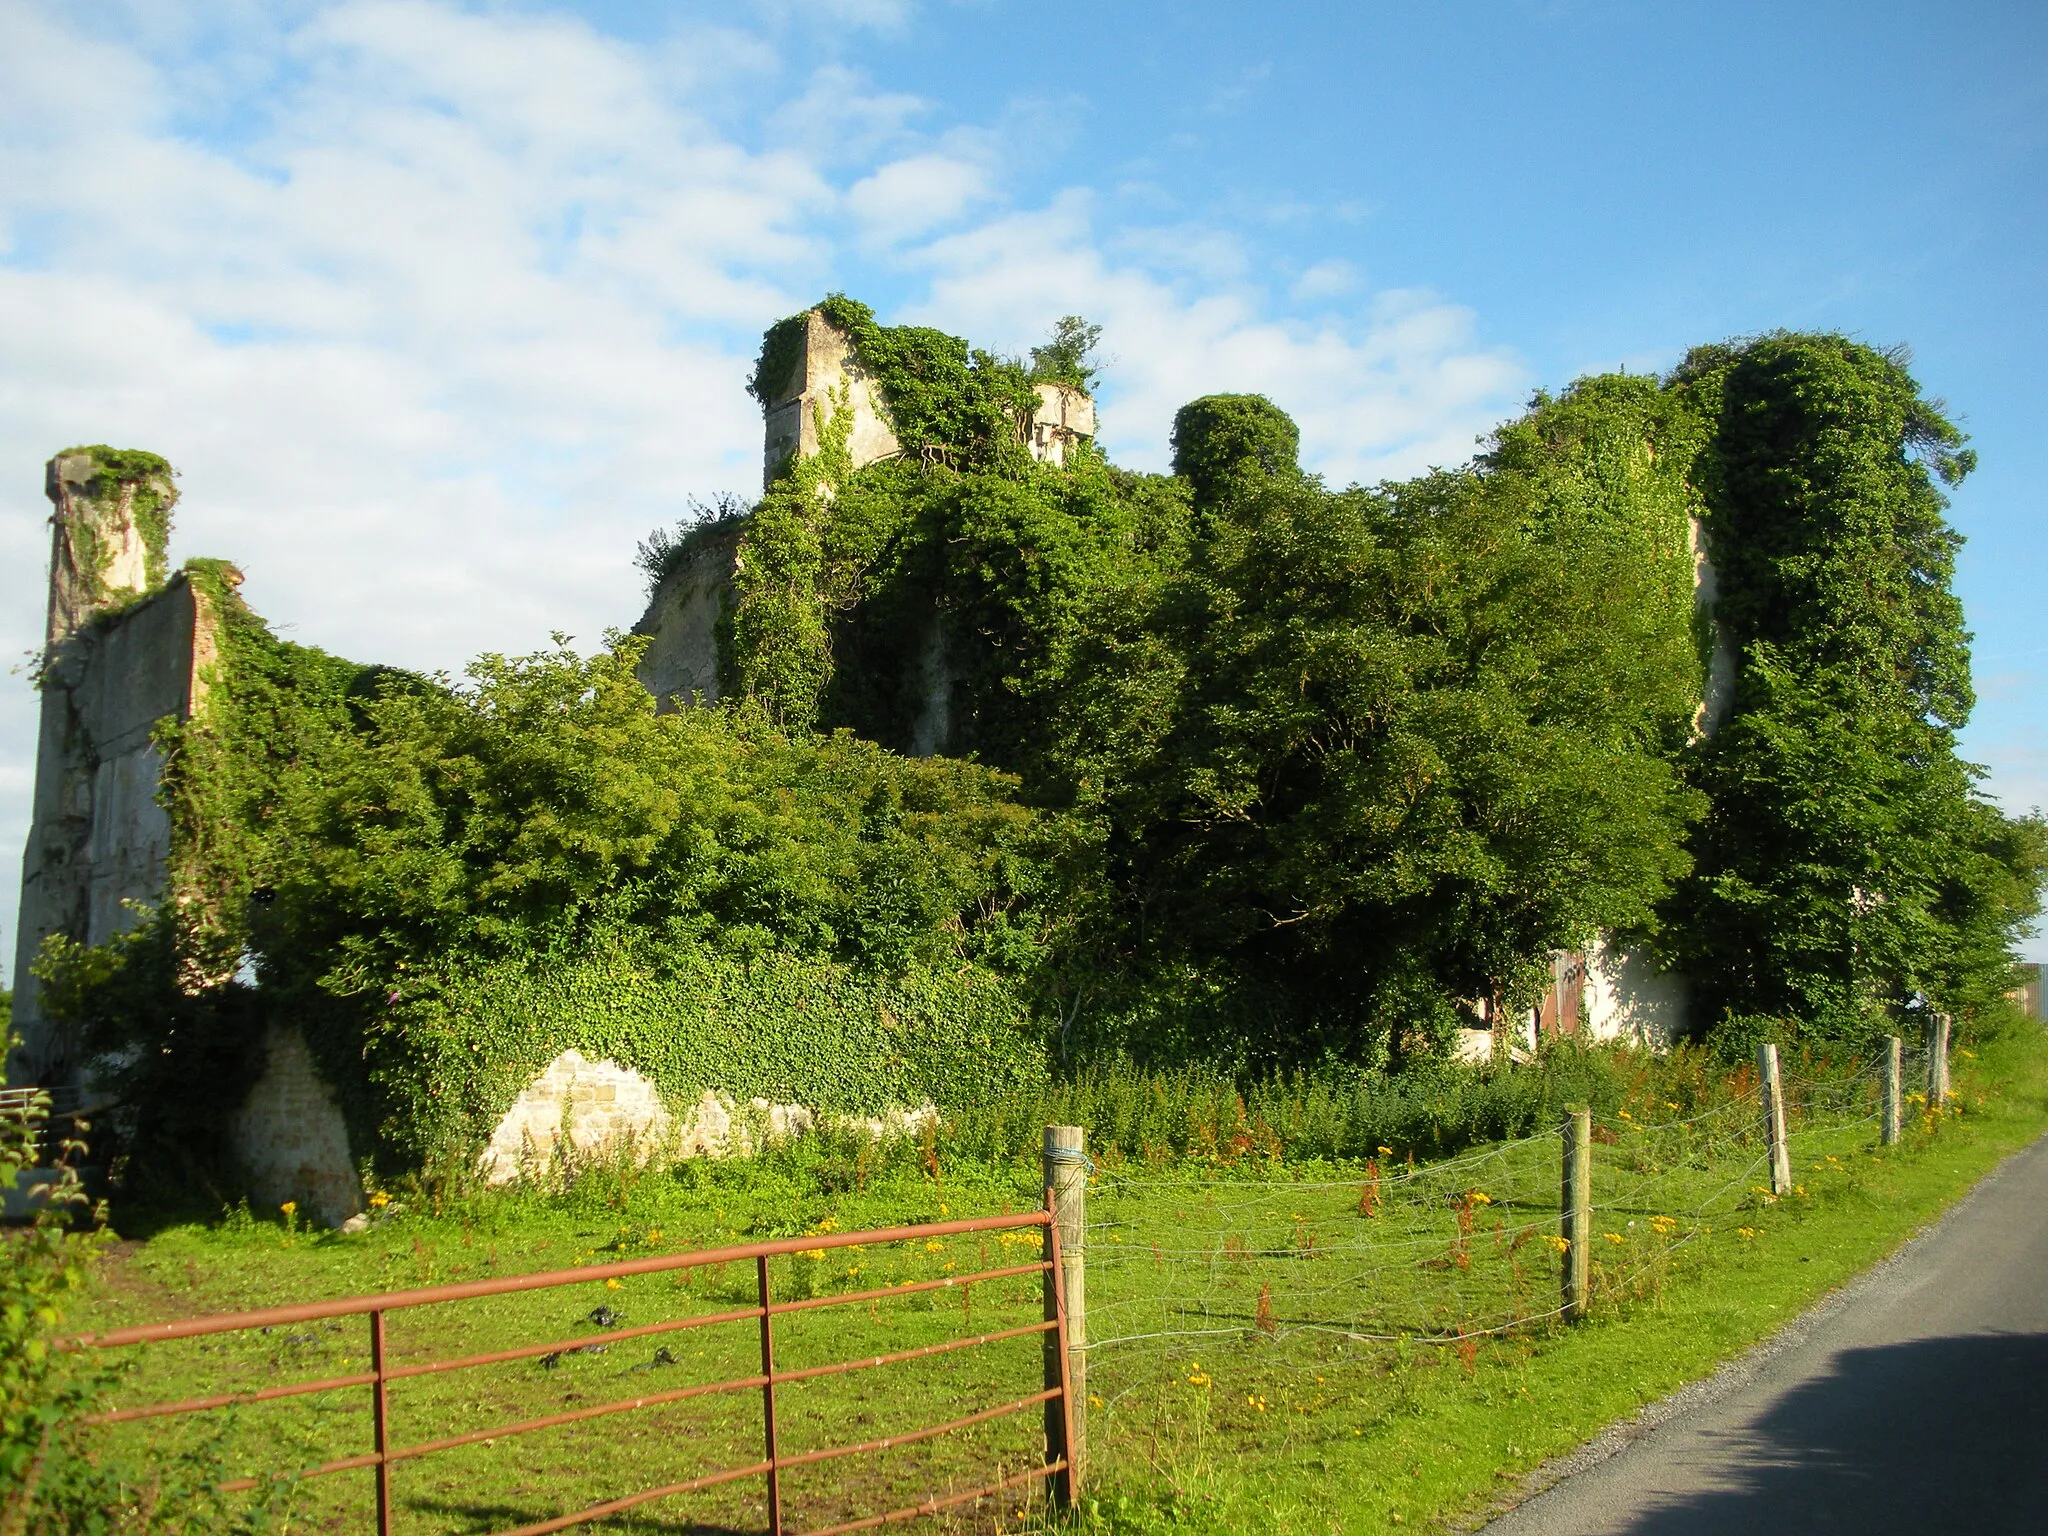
1560 1108 1591 1321
1925 1012 1951 1106
1882 1035 1902 1147
1758 1043 1792 1196
1043 1125 1087 1501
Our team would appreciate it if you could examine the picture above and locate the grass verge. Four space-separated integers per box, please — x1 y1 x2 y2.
41 1022 2048 1534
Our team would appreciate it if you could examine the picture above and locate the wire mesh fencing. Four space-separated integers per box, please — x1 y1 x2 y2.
1056 1037 1922 1460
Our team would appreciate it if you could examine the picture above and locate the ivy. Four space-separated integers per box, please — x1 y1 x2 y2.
1667 334 2046 1036
748 312 811 407
30 314 2046 1200
372 941 1046 1164
36 615 1069 1181
1169 395 1301 505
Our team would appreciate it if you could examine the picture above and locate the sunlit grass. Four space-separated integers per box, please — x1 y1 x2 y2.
60 1024 2047 1535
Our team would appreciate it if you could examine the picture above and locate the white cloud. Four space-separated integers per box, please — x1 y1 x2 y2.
755 0 920 34
1206 61 1272 115
910 194 1525 484
1292 257 1361 302
848 154 992 244
0 1 1528 983
771 63 928 165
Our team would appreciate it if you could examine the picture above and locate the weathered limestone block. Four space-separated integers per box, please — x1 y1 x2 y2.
231 1026 363 1228
43 451 166 647
11 446 219 1087
478 1050 941 1184
478 1050 676 1185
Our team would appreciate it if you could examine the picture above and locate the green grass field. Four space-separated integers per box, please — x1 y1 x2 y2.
57 1024 2048 1536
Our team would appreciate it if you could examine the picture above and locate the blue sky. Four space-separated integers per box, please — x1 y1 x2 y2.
3 0 2045 981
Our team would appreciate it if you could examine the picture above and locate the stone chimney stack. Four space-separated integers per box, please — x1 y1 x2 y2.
44 448 178 648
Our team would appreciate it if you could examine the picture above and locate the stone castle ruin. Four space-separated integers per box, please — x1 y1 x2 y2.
633 307 1096 721
9 304 1700 1224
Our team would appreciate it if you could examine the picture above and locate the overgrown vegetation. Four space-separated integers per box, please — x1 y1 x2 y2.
1667 337 2045 1035
0 1069 108 1530
30 1013 2048 1535
28 310 2044 1197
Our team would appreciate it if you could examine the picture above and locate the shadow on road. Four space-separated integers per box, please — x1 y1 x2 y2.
1617 1332 2048 1533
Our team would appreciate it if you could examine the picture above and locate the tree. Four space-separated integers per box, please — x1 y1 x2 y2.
1029 316 1104 390
1668 334 2038 1036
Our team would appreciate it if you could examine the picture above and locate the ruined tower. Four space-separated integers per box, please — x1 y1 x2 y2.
633 305 1097 720
9 449 220 1089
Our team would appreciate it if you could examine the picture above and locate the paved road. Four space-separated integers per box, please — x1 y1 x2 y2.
1480 1130 2048 1535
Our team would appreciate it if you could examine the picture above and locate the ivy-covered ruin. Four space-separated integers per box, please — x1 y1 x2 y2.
12 303 2042 1222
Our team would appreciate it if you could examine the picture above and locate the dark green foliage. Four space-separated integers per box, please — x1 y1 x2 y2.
33 308 2044 1195
823 455 1194 785
35 569 1066 1177
1669 335 2043 1038
1067 394 1705 1065
376 944 1046 1166
749 313 810 406
1170 395 1302 503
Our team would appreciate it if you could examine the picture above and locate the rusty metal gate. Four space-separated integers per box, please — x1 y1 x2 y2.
60 1203 1078 1535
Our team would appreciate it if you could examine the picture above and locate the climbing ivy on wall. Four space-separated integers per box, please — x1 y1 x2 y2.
374 943 1045 1164
32 311 2047 1204
807 295 1044 470
38 618 1068 1179
1666 334 2044 1037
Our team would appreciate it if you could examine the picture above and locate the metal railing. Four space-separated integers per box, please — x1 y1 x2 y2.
59 1202 1079 1536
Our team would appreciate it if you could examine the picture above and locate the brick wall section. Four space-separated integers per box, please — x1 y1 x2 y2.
230 1025 363 1228
478 1049 676 1186
477 1049 943 1185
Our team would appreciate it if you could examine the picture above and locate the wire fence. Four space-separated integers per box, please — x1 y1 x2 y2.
1071 1043 1914 1392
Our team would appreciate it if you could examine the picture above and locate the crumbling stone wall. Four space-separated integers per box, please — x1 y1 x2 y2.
633 522 741 710
10 453 211 1088
636 310 1099 747
476 1048 941 1185
477 1049 676 1185
229 1025 363 1228
759 309 903 488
